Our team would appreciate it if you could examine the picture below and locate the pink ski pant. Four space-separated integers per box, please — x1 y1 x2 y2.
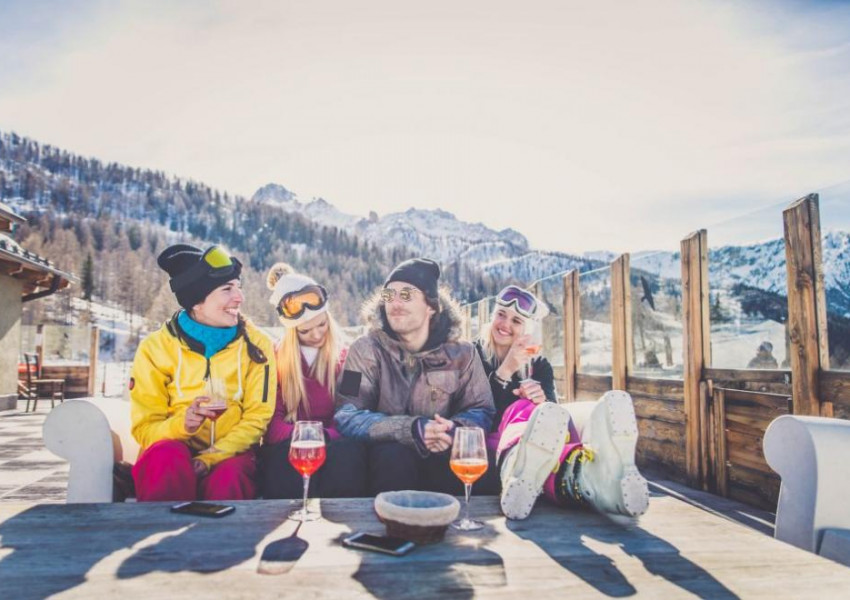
132 439 257 502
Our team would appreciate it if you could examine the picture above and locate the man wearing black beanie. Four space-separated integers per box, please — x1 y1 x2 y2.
335 257 498 496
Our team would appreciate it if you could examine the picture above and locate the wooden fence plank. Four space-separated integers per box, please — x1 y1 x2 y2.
723 388 792 412
705 368 791 385
726 428 766 453
727 465 780 509
637 418 685 445
699 380 711 491
713 387 728 497
636 438 687 476
575 374 612 394
610 254 632 390
821 370 850 418
627 376 685 399
783 194 831 416
562 270 580 402
727 448 774 476
633 397 686 425
681 229 710 487
725 410 780 431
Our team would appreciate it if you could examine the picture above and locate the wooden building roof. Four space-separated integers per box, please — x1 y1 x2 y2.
0 201 26 232
0 203 75 299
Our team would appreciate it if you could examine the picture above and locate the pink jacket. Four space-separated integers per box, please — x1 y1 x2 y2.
264 348 346 444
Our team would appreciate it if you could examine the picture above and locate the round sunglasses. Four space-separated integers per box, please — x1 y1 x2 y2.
380 287 422 303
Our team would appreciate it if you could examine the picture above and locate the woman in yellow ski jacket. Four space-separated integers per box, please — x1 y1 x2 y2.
130 243 275 501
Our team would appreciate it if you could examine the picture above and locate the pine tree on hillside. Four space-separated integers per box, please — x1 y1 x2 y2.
81 253 94 301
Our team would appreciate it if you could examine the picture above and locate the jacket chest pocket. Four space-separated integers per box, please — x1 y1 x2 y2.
423 370 460 409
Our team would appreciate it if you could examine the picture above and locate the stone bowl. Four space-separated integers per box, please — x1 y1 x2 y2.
374 490 460 544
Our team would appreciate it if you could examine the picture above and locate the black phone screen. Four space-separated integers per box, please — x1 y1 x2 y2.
171 501 235 517
343 532 415 555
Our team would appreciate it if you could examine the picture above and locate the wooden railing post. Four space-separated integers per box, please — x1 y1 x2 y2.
610 254 633 390
711 386 728 497
35 323 45 377
783 194 831 417
681 229 710 488
563 270 580 402
88 325 99 396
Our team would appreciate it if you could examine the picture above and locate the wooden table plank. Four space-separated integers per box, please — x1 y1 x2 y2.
1 496 849 599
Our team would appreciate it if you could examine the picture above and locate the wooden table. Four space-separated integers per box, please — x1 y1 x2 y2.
1 495 849 599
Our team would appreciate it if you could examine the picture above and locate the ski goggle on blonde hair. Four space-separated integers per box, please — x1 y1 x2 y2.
494 285 541 319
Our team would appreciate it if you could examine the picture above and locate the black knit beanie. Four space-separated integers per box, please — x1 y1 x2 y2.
384 258 440 299
157 244 242 309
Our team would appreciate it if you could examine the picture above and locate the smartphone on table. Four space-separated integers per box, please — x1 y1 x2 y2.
342 532 415 556
170 501 235 518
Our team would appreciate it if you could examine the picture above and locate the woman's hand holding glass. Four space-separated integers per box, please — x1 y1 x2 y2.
185 396 219 433
519 321 543 382
495 333 533 381
184 398 204 433
198 378 228 453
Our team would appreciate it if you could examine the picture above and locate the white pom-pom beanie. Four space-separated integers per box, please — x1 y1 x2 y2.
268 271 328 328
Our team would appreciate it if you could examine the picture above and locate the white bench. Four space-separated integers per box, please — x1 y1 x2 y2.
43 397 138 503
41 394 602 505
764 414 850 567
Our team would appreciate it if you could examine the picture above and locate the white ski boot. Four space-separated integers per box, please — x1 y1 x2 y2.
500 402 571 520
563 390 649 517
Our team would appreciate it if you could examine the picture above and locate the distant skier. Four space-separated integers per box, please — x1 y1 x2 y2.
747 341 779 369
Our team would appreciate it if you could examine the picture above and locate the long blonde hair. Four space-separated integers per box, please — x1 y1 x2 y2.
267 262 342 421
274 314 342 421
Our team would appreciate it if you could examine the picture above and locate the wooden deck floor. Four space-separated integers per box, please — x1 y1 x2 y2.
0 402 69 503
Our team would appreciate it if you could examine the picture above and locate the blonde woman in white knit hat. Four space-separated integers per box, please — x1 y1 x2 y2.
258 263 367 499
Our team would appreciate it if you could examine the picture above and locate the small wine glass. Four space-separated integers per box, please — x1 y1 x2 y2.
200 377 228 453
521 319 544 382
450 427 488 531
288 421 326 522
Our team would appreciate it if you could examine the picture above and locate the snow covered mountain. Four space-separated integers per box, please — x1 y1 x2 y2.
252 183 608 284
254 184 529 264
253 184 361 231
252 182 850 316
632 231 850 318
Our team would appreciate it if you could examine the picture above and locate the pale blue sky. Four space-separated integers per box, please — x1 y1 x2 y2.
1 0 849 253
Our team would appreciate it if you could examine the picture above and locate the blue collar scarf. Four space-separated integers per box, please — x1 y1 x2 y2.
178 310 238 359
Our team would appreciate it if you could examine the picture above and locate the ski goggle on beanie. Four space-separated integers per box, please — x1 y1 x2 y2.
276 285 329 320
169 246 239 293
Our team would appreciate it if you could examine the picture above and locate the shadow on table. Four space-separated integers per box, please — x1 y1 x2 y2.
322 502 507 600
115 506 288 578
0 504 180 600
507 508 740 599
